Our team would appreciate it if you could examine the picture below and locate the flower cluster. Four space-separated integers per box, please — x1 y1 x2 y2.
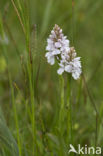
45 24 82 80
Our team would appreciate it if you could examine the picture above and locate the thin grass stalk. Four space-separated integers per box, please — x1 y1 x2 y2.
2 40 22 156
16 0 26 26
28 64 37 156
11 0 26 36
25 31 35 154
26 29 37 156
9 74 22 156
32 24 38 91
25 12 37 152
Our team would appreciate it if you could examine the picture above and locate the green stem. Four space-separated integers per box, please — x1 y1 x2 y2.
67 76 72 145
76 77 82 107
58 75 65 156
59 75 65 131
26 35 37 156
27 53 37 156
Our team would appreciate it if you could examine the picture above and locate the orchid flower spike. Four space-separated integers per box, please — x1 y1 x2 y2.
45 24 82 80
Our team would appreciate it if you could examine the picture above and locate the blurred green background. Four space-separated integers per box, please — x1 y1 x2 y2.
0 0 103 155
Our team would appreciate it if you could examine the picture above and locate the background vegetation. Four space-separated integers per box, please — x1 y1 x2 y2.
0 0 103 155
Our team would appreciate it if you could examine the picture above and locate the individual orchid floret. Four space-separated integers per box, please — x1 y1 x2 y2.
45 24 70 65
